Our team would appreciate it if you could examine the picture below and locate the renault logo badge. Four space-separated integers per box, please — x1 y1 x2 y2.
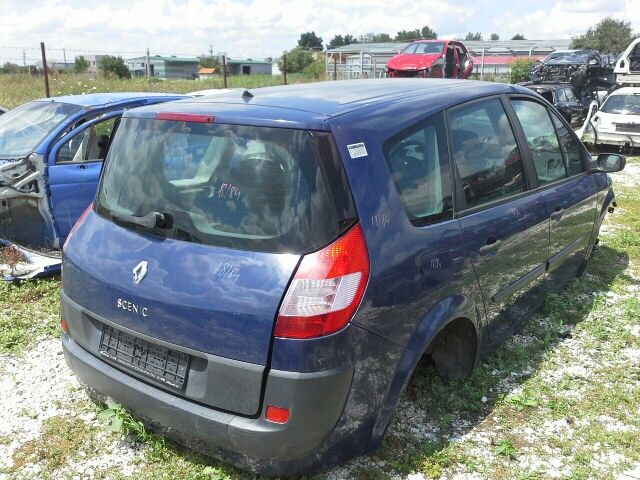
132 261 148 285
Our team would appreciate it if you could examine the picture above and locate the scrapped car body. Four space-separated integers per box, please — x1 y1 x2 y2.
614 39 640 86
530 49 615 105
0 93 186 280
520 82 587 125
386 40 472 79
61 79 623 475
588 87 640 148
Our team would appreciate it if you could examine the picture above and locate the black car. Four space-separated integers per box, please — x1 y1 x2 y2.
530 50 615 105
521 83 587 125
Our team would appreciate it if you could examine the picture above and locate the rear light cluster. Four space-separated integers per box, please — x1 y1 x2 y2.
274 224 370 339
63 202 94 252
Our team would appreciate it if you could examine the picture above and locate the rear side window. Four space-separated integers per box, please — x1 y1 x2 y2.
551 114 585 175
511 99 567 185
383 112 452 225
449 98 527 208
96 118 340 254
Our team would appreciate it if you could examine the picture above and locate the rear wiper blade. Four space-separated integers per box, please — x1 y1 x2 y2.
111 211 168 229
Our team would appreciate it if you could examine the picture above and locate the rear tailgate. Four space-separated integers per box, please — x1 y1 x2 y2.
63 211 299 365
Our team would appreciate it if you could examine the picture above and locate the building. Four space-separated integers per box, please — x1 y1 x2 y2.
325 39 572 79
83 55 108 73
225 58 272 75
127 55 199 79
35 60 74 72
198 67 218 80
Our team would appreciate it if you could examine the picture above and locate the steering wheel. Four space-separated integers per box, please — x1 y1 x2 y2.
388 139 427 167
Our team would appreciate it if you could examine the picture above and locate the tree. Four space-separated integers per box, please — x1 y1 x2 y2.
99 55 131 79
370 33 393 43
464 32 483 41
420 25 438 40
490 33 500 41
509 57 536 83
198 54 220 69
278 47 315 73
303 58 325 79
395 29 422 42
298 31 323 50
571 17 636 53
74 55 89 73
327 34 358 49
511 33 526 40
0 62 22 74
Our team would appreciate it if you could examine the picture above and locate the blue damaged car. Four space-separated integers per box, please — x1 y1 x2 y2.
0 93 186 279
60 80 624 474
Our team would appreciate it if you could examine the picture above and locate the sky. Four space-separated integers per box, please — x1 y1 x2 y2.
0 0 638 64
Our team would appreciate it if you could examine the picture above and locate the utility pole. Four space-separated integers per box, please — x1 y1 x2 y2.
283 53 287 85
40 42 50 97
209 44 214 61
22 49 26 67
63 48 67 65
146 48 151 91
222 53 228 88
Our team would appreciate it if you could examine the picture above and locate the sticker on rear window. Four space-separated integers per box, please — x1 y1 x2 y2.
347 142 368 159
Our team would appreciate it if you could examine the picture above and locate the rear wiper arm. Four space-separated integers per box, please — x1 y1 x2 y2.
111 211 168 229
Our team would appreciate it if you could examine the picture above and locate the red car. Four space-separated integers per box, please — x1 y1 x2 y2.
386 40 473 79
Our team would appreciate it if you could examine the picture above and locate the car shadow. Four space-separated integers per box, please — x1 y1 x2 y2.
366 243 631 476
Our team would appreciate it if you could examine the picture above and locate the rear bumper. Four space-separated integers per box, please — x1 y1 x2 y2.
61 300 354 474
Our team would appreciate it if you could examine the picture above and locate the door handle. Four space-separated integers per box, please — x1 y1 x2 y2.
550 206 564 221
478 236 502 256
78 164 87 170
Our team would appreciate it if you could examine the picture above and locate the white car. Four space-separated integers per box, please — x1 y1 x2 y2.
591 87 640 147
614 38 640 86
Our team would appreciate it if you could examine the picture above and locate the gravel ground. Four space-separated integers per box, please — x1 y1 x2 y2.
1 162 639 480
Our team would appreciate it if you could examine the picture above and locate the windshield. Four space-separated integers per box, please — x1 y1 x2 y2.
0 101 81 158
96 118 340 254
600 94 640 115
545 51 592 65
402 42 445 55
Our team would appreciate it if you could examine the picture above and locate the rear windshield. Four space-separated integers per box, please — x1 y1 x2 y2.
600 94 640 115
96 118 340 254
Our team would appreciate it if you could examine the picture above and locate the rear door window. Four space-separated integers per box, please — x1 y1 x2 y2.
96 118 340 254
511 99 567 185
448 98 527 208
383 112 452 225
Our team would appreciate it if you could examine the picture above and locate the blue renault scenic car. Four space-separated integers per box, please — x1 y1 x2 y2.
61 79 624 474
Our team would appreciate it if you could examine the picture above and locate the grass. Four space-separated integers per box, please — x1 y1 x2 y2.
0 72 318 108
0 276 60 353
11 415 98 470
1 159 639 478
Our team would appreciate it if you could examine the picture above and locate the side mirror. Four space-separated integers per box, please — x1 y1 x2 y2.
591 153 626 173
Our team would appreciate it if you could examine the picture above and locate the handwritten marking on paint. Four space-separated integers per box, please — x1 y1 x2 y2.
215 262 240 283
347 142 368 159
372 211 391 229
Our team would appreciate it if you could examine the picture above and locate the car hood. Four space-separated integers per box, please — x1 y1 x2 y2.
387 53 442 70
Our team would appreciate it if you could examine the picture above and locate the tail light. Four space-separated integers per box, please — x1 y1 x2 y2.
63 202 93 252
265 406 290 424
274 224 369 339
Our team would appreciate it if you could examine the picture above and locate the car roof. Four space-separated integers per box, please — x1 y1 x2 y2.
609 86 640 96
33 92 188 108
126 79 526 127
